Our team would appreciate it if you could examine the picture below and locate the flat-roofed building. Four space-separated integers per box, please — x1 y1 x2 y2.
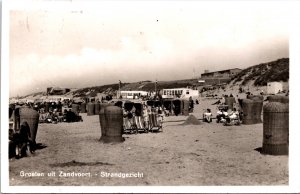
162 88 199 99
120 90 149 99
201 68 242 79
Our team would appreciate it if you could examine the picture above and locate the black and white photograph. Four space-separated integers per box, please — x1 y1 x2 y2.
1 0 300 193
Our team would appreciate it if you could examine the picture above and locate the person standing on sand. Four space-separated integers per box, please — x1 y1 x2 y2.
189 96 194 112
142 104 149 130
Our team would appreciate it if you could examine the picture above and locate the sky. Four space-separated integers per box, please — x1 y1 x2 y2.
8 1 290 97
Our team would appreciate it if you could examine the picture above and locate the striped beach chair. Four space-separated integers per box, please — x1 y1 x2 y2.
148 113 163 132
123 117 138 134
133 116 148 133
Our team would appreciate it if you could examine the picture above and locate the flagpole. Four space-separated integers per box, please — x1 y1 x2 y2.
155 79 157 100
118 80 121 99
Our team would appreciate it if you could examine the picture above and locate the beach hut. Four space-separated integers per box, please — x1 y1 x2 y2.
99 103 113 141
80 102 87 113
225 97 236 111
133 102 147 132
124 101 134 112
114 101 123 108
72 104 80 114
95 102 100 115
9 105 21 132
19 106 39 144
172 99 182 116
163 100 173 115
87 102 95 116
241 99 263 124
267 82 283 95
100 106 124 143
146 100 154 107
133 103 143 116
153 100 162 108
182 99 190 116
262 102 289 155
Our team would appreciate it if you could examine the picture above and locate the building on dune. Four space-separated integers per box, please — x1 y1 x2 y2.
47 87 71 95
200 68 242 86
267 82 283 94
161 88 199 99
201 68 242 79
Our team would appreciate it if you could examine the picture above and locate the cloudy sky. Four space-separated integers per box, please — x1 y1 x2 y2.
8 1 289 97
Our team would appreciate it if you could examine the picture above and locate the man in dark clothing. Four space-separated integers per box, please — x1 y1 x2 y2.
189 97 194 113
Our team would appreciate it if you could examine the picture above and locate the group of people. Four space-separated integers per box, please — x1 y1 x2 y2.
203 107 240 125
123 102 164 131
39 108 83 123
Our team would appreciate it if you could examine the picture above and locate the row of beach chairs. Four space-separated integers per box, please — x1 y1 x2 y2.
123 113 163 134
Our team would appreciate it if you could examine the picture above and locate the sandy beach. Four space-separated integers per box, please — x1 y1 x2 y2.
5 1 292 189
9 98 288 186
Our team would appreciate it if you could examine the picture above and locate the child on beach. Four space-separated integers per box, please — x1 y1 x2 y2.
203 109 213 123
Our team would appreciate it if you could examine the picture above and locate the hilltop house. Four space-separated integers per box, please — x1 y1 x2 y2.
47 87 71 95
267 82 283 94
200 68 242 86
201 68 242 79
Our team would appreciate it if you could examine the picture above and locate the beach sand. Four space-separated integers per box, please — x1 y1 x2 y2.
9 98 288 186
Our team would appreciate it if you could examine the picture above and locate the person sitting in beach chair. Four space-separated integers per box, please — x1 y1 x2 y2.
142 104 150 132
45 112 53 123
203 109 213 123
148 110 163 133
132 103 148 133
224 108 241 126
56 112 64 122
39 112 48 123
164 107 170 117
216 105 229 123
133 114 147 133
157 106 164 125
216 109 227 123
51 110 59 124
123 108 138 134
